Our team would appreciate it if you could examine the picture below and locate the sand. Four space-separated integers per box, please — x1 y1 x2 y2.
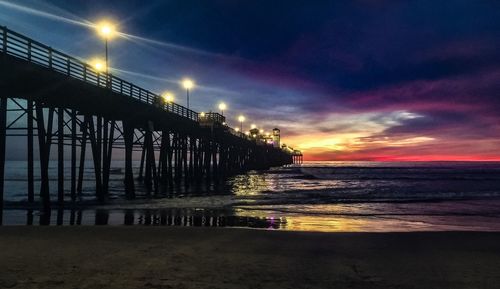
0 227 499 289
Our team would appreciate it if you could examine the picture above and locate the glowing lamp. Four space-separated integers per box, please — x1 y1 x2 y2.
162 92 174 103
182 78 194 90
96 21 116 39
94 62 103 71
91 58 105 72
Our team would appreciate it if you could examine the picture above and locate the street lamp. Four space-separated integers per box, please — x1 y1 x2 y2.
182 78 194 109
238 115 245 132
96 20 116 87
251 124 256 129
218 102 227 116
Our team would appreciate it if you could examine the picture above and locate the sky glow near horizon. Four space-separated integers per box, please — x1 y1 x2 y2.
2 0 500 161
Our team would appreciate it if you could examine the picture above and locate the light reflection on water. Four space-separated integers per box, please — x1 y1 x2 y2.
233 202 500 232
4 204 500 232
2 208 288 230
3 161 500 232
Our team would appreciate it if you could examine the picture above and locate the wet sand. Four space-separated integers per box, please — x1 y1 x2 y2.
0 227 499 289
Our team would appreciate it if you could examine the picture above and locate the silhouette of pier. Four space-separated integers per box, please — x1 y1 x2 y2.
292 151 303 164
0 26 294 213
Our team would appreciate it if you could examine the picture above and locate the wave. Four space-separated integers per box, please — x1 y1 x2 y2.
300 166 500 181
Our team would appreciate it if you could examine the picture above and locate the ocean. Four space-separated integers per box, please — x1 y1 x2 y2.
2 161 500 232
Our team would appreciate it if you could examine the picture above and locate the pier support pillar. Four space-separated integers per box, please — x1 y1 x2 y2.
102 120 115 195
138 143 145 181
204 140 211 183
123 122 135 198
27 100 34 203
87 116 103 202
0 96 7 214
159 129 170 192
57 107 64 205
144 127 153 192
70 109 76 201
35 103 52 210
183 135 188 186
167 132 173 189
77 118 88 196
189 136 194 181
212 142 218 183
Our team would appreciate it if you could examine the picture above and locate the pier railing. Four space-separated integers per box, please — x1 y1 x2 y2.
199 112 225 124
0 26 199 122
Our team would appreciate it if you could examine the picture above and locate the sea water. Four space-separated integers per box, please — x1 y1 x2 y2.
2 161 500 232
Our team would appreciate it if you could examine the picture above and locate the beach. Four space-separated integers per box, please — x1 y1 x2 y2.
1 227 499 289
2 162 500 289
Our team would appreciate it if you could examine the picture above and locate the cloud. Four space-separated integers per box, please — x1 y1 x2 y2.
4 0 500 161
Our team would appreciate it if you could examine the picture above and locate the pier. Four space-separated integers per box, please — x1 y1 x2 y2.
0 26 295 211
292 151 304 164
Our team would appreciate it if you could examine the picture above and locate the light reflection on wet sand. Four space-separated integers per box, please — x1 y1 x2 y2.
2 201 500 231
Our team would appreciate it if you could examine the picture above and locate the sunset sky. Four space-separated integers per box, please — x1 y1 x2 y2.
1 0 500 161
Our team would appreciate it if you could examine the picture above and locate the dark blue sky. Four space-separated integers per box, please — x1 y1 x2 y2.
2 0 500 160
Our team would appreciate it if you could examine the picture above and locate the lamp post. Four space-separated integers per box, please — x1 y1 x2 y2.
238 115 245 133
95 20 116 197
218 102 227 116
96 21 116 87
182 78 194 109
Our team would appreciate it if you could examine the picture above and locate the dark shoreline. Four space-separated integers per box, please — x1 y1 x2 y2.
1 227 500 289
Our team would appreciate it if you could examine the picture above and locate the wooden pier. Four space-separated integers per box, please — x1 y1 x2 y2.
0 26 294 212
